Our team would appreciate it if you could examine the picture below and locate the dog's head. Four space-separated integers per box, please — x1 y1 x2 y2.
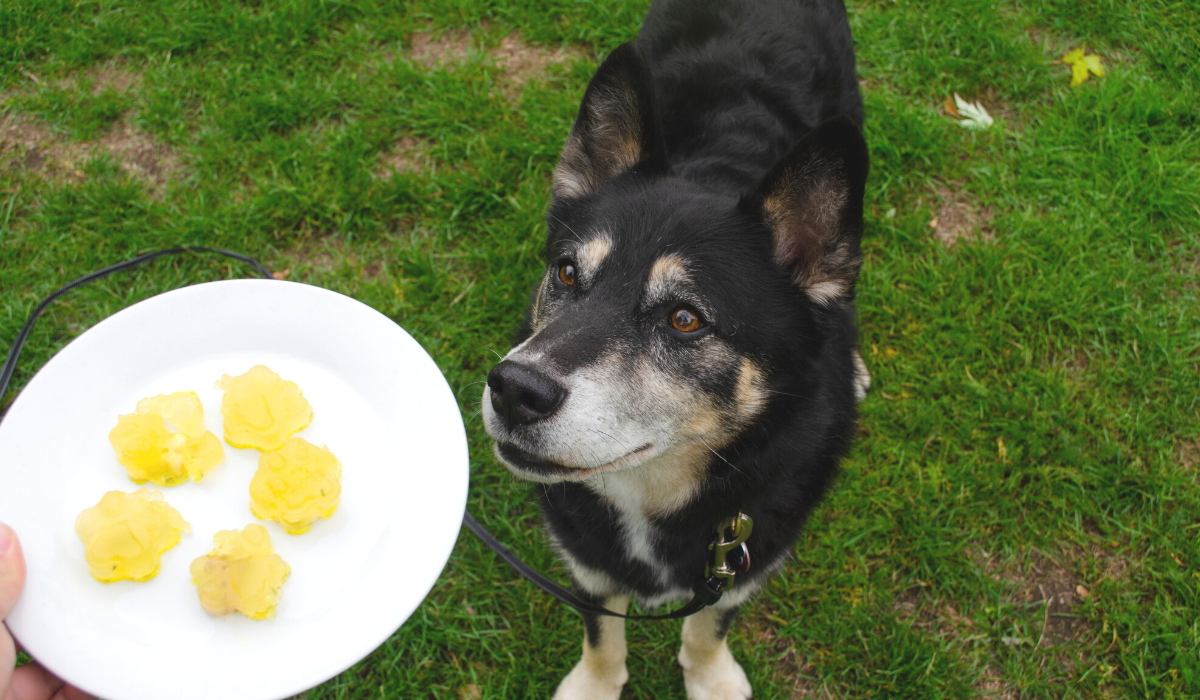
483 43 867 495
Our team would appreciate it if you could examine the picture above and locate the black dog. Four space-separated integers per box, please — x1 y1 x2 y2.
483 1 868 697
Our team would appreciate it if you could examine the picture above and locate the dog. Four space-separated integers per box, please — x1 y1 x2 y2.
482 0 869 697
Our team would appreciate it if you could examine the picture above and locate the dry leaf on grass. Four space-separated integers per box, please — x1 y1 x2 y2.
953 93 994 130
1063 47 1105 86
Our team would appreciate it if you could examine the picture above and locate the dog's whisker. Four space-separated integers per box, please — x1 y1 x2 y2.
463 408 484 426
698 436 744 476
457 380 488 396
546 213 582 242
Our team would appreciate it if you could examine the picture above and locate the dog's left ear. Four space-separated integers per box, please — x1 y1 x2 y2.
752 116 869 305
552 42 661 199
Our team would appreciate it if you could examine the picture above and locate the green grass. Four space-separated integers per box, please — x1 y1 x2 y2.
2 0 1198 697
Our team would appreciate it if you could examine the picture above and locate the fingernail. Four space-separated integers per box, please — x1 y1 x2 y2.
0 522 13 555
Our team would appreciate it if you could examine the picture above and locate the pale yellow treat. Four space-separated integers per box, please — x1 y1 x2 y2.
217 365 313 452
250 438 341 535
108 391 225 485
75 489 190 583
190 524 291 620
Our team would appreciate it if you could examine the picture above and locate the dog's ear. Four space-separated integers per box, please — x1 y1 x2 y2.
753 116 869 305
552 42 661 199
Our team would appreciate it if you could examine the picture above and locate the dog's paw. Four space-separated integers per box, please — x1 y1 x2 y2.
679 644 752 700
853 349 871 403
552 659 628 700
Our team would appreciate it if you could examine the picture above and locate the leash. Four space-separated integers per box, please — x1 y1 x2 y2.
0 247 752 620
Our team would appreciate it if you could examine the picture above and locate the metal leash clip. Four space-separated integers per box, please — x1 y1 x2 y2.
705 512 754 590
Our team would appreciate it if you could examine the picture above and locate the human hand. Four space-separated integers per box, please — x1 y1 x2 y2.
1 522 93 700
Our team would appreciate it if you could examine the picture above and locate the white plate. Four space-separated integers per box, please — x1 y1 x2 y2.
0 280 469 700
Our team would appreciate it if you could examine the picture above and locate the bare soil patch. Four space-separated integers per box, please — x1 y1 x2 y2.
56 59 143 94
1177 438 1199 471
1 113 180 190
891 588 976 640
492 32 585 90
973 666 1017 699
406 26 586 89
277 235 389 282
376 135 428 180
408 29 475 67
926 185 994 246
1017 551 1089 647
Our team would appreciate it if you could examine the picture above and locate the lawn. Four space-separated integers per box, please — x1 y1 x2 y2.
2 0 1198 697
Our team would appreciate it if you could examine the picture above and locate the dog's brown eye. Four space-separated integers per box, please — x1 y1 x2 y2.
558 262 576 286
669 306 704 333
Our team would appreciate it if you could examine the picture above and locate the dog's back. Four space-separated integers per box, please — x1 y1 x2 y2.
638 0 862 192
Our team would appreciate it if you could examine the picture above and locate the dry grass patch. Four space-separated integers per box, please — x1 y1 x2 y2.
1176 438 1200 472
376 135 428 180
1015 551 1090 647
926 185 994 246
408 28 475 67
491 32 587 93
973 666 1018 699
56 59 143 94
276 235 389 282
0 113 181 190
891 588 977 641
406 25 587 91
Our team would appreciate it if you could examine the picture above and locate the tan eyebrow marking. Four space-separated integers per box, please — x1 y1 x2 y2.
575 233 613 286
645 253 691 302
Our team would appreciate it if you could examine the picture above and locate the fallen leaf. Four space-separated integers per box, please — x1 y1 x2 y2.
1076 584 1090 599
953 93 994 130
943 96 960 117
1063 46 1105 86
272 268 291 280
929 217 940 229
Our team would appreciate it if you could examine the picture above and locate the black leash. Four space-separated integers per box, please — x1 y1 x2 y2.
0 247 745 621
0 246 273 402
463 511 728 620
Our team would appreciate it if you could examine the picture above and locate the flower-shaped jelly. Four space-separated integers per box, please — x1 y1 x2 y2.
190 524 291 620
75 489 190 582
250 438 342 534
108 391 224 486
217 365 313 452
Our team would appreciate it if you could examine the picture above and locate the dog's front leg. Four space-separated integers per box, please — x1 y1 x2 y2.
552 595 630 700
678 605 751 700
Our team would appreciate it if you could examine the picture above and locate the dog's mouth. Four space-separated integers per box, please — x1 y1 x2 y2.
496 442 655 482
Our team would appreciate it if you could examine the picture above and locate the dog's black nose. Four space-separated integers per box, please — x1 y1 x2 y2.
487 361 566 426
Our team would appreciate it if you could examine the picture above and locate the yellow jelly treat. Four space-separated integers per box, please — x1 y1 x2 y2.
75 489 190 582
217 365 313 452
250 438 341 534
109 391 224 486
190 524 291 620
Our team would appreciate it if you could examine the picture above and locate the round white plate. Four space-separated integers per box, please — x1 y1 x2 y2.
0 279 469 700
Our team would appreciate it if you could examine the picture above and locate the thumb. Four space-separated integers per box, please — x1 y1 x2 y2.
0 522 26 621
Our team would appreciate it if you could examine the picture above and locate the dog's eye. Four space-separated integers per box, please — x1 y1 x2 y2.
558 262 577 287
669 306 704 333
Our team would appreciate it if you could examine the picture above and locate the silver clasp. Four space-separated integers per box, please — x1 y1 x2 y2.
705 513 753 590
